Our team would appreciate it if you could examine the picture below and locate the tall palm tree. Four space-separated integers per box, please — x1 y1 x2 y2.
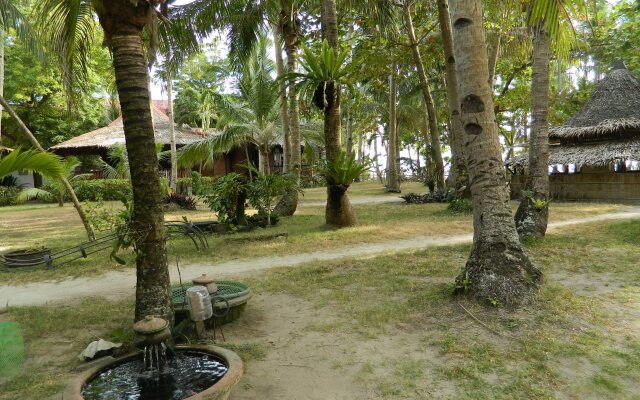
36 0 174 322
449 0 541 306
400 0 446 191
514 0 585 238
178 0 305 216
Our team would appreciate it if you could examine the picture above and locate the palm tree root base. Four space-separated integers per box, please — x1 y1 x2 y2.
454 244 542 307
514 199 549 239
325 184 356 227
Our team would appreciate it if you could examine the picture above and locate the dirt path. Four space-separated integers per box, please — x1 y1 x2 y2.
1 208 639 308
299 196 404 207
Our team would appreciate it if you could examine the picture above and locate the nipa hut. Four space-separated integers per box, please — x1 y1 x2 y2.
507 60 640 201
50 103 261 179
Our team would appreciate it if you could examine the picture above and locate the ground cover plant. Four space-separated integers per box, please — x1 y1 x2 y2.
1 218 639 399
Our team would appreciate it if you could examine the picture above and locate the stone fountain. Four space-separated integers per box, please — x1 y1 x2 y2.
63 316 242 400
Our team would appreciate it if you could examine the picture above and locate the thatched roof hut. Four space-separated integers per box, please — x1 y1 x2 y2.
50 104 203 156
507 60 640 169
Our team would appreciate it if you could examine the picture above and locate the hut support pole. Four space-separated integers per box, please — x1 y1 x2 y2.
0 95 96 241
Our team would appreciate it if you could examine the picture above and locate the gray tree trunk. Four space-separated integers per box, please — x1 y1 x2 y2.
514 28 551 238
449 0 541 307
0 30 4 145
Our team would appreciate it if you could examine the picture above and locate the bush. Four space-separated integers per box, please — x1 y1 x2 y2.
203 173 247 224
447 198 473 213
165 193 197 210
0 186 20 206
72 179 132 201
401 190 452 204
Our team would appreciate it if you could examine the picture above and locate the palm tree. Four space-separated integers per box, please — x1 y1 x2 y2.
0 95 96 241
178 36 284 175
0 148 64 180
400 0 446 191
449 0 541 306
514 0 585 238
16 157 87 207
36 0 174 323
178 0 305 216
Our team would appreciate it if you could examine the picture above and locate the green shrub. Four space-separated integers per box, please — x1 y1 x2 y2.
0 186 20 206
447 198 473 214
72 179 132 201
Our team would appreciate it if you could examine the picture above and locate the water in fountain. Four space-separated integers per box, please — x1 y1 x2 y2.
81 348 228 400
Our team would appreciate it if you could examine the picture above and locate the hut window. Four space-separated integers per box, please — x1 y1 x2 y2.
549 164 565 174
567 164 578 174
273 147 283 167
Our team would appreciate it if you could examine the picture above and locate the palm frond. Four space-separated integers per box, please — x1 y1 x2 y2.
0 148 65 179
0 1 44 61
16 187 57 204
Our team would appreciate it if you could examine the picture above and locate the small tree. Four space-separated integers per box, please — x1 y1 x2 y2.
248 172 301 227
203 173 248 226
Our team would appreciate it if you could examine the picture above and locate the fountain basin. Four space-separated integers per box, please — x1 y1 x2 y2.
63 345 243 400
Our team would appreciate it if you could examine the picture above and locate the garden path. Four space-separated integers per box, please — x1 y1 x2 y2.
1 207 639 308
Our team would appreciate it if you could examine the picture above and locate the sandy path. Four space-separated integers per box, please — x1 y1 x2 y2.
299 195 404 207
1 208 639 308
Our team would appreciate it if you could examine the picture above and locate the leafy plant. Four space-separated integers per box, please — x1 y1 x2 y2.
320 151 370 186
247 171 302 227
202 173 247 224
291 40 352 110
165 193 197 210
16 157 90 206
447 198 473 214
0 147 64 180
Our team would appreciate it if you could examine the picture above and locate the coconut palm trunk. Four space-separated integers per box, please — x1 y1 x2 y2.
403 2 445 192
387 62 401 192
321 0 355 227
514 27 551 238
436 0 466 192
274 9 301 217
94 1 172 323
449 0 541 306
273 28 290 172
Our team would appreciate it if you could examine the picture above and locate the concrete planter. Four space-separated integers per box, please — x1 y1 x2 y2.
62 345 243 400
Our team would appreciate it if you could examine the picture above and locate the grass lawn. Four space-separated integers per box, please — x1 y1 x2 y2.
0 218 639 399
0 180 633 285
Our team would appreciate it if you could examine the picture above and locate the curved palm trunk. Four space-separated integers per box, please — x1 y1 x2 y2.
386 62 401 192
403 2 445 192
514 28 551 238
95 1 172 323
436 0 467 192
449 0 541 306
0 95 95 241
